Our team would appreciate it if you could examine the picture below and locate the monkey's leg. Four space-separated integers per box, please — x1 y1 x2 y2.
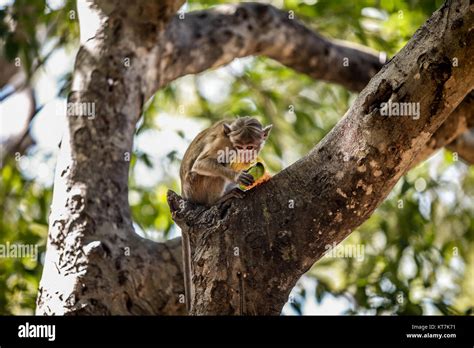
216 187 245 206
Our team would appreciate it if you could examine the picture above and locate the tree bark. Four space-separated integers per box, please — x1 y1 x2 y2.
157 2 385 92
412 91 473 166
37 0 473 315
36 0 187 315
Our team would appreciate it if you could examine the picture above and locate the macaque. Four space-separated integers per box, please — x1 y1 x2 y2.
180 116 272 206
179 116 272 311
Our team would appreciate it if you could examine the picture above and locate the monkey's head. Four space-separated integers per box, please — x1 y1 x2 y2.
223 116 272 164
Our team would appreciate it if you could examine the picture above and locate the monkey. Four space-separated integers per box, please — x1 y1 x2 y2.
178 116 272 312
180 116 272 206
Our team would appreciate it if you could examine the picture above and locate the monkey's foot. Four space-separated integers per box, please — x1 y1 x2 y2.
216 188 245 206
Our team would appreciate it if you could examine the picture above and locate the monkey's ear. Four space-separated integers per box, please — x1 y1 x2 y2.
262 125 273 139
223 123 232 136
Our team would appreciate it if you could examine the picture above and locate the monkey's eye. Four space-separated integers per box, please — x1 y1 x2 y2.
235 146 243 150
246 146 254 150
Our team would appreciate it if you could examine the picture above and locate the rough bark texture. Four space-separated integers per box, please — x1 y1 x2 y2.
37 0 473 315
157 2 384 92
412 91 473 165
36 0 187 315
169 0 473 315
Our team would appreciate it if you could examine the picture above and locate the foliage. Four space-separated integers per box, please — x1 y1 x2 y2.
0 161 49 314
0 0 472 315
0 0 78 82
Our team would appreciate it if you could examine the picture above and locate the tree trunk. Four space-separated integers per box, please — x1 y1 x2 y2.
36 0 187 315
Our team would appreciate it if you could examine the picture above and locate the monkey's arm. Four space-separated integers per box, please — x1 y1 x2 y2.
192 157 255 187
191 156 238 181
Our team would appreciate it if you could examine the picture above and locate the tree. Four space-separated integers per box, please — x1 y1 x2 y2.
1 1 471 315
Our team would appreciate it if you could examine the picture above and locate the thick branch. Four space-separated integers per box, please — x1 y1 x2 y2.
154 2 384 95
169 0 473 315
412 91 474 165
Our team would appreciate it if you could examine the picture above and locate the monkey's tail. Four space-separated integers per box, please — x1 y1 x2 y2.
182 232 193 313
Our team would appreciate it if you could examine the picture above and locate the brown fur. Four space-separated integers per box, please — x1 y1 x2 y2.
180 120 234 205
180 117 271 206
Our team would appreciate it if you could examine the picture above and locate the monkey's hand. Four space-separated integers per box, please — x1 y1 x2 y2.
236 171 254 186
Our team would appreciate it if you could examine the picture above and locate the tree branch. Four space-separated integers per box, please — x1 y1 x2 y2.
169 0 473 315
154 2 385 94
412 91 473 166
